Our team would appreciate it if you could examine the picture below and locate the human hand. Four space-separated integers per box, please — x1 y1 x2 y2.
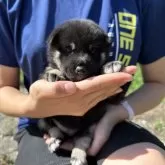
23 66 136 118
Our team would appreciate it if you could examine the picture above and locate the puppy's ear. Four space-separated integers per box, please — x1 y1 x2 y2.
47 28 61 51
107 36 113 45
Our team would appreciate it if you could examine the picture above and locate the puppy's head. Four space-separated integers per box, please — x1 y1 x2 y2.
47 19 111 81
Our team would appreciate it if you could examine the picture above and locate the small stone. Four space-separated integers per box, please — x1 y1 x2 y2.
0 137 18 155
0 115 18 136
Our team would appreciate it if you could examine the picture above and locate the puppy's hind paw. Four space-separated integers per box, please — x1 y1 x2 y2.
70 148 87 165
70 158 87 165
47 137 61 153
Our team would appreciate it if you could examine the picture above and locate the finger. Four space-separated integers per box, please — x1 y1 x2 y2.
76 72 133 93
85 88 123 109
43 134 50 140
82 77 123 102
45 137 53 145
88 123 110 156
122 65 137 75
30 80 77 98
88 118 113 156
88 133 107 156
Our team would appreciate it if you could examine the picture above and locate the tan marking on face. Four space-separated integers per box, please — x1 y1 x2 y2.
100 52 106 64
78 53 89 63
53 50 61 69
70 42 76 50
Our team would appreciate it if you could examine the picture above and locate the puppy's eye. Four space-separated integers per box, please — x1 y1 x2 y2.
89 45 98 54
64 43 76 54
65 45 73 53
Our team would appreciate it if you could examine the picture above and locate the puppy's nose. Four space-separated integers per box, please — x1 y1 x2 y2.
75 66 86 74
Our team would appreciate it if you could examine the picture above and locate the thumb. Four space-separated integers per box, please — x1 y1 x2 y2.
88 116 114 156
88 131 108 156
30 80 77 98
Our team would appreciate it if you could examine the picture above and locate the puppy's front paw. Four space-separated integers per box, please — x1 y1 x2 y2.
45 72 57 82
47 137 61 153
102 61 124 74
70 148 87 165
41 67 64 82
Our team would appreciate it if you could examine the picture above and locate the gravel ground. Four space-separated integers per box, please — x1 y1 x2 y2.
133 101 165 144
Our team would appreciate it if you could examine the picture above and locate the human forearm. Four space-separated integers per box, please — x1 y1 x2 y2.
0 84 74 118
111 82 165 121
88 82 165 156
126 82 165 116
0 82 76 118
0 70 134 118
0 86 28 117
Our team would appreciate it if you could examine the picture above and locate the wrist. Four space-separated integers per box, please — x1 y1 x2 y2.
9 93 32 117
20 94 36 117
107 104 130 123
109 100 135 123
120 100 135 120
115 104 130 121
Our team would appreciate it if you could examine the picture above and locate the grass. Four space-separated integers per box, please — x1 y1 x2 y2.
154 120 165 132
127 64 143 94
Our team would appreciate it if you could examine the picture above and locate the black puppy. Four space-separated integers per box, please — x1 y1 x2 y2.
39 19 124 165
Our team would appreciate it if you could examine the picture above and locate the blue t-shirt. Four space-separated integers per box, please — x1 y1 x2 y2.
0 0 165 129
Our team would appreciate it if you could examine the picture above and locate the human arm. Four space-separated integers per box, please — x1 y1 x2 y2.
0 65 77 117
125 58 165 116
0 64 135 118
88 57 165 155
88 0 165 155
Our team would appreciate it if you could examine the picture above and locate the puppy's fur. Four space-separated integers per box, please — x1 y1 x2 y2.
39 19 125 165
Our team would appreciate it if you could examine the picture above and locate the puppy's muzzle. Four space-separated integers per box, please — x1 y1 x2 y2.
74 54 90 75
75 65 87 75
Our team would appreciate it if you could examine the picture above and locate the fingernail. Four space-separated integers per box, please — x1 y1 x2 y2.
64 82 77 94
125 77 133 83
115 88 123 94
127 75 133 82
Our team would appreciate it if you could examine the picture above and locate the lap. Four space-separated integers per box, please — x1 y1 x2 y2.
100 142 165 165
96 121 165 164
14 121 165 165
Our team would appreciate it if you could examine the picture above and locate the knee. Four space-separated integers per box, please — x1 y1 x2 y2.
102 142 165 165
